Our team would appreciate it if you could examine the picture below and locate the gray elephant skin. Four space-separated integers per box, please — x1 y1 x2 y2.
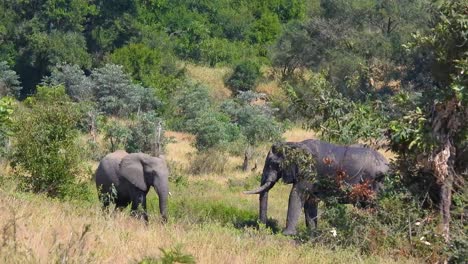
95 150 169 222
245 139 389 236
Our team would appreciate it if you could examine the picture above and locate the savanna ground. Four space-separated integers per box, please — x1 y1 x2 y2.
0 127 419 264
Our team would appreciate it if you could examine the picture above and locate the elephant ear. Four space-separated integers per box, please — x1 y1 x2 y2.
119 153 148 191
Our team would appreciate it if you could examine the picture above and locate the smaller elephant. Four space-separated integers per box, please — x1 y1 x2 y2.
95 150 169 222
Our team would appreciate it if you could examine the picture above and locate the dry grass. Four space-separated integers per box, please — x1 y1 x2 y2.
0 128 407 263
256 80 285 99
283 127 316 142
185 63 232 101
0 184 418 264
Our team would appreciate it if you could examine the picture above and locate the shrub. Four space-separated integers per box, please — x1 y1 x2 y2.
137 246 195 264
0 61 21 98
189 149 229 175
0 97 14 159
10 85 89 199
100 118 132 152
187 110 240 151
91 64 160 116
126 112 166 154
109 43 183 102
225 61 261 93
41 63 93 102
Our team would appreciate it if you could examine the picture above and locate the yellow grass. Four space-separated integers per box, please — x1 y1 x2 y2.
0 190 418 264
0 128 405 263
185 64 232 101
283 127 316 142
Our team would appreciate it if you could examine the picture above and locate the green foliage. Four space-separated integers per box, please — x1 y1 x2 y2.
91 64 159 116
172 83 212 128
247 11 281 45
0 97 14 157
0 61 21 98
100 118 132 152
285 72 386 144
198 38 256 67
109 43 183 101
9 85 90 199
310 178 448 260
41 63 93 102
225 61 261 93
221 91 284 146
187 110 240 151
28 31 92 70
137 246 196 264
126 112 166 154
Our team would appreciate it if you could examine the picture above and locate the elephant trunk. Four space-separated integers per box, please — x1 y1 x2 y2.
154 177 169 222
245 168 278 224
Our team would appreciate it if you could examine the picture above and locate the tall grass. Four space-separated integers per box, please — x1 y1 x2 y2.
0 128 415 263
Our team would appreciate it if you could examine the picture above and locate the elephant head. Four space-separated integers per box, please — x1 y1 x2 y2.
244 142 303 223
119 153 169 221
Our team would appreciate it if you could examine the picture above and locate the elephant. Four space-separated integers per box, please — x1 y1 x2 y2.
94 150 169 222
244 139 389 236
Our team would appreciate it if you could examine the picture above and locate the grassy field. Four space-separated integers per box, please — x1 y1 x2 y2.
0 127 419 264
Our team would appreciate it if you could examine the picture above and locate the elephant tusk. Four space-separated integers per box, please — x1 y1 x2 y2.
168 192 172 197
243 181 273 194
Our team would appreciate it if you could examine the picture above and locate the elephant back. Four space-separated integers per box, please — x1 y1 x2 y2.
95 150 128 189
299 139 389 182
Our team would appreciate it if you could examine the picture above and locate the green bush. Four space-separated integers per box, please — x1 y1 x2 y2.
137 246 195 264
100 118 132 152
225 61 261 93
10 85 90 199
0 97 14 158
187 110 240 151
126 112 166 154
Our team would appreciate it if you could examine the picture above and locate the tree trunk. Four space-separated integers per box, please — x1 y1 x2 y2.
440 172 453 243
242 151 249 171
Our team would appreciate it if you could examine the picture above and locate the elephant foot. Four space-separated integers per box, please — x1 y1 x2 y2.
282 228 297 236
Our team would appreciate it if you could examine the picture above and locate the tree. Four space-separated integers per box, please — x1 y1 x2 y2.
187 109 240 151
91 64 159 116
389 0 467 243
221 91 284 170
225 61 261 93
110 43 183 102
10 85 88 199
41 63 93 102
0 96 14 157
0 61 21 98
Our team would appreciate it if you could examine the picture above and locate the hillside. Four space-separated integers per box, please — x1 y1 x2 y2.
0 1 466 263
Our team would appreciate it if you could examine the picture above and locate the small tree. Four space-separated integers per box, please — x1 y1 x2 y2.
0 97 14 158
41 63 93 102
0 61 21 98
187 109 240 151
221 91 284 170
100 118 132 152
126 112 166 154
225 61 261 94
91 64 159 116
10 85 88 199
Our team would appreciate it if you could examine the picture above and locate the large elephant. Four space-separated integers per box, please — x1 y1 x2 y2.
244 139 389 235
95 150 169 222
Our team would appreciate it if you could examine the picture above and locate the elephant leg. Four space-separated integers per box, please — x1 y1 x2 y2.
130 190 148 222
304 198 318 230
283 184 304 236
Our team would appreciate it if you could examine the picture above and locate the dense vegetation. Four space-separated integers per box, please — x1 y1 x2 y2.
0 0 466 263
